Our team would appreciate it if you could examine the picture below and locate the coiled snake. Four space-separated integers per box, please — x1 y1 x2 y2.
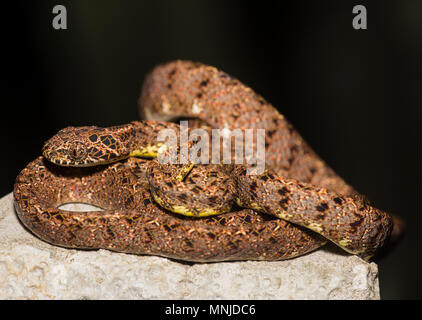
13 61 401 262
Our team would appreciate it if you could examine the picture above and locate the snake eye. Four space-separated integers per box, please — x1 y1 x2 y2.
68 142 87 161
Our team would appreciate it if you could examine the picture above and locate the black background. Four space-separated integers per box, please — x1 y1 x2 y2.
3 1 421 299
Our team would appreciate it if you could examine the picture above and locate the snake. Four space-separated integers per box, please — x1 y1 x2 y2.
13 60 400 262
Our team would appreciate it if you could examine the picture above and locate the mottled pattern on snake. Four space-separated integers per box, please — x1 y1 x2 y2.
140 60 399 256
13 60 401 261
234 167 391 258
40 120 393 259
14 156 326 262
140 60 356 196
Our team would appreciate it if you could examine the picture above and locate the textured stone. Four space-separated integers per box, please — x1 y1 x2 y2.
0 192 380 299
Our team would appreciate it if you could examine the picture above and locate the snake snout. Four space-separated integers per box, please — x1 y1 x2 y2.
42 137 78 167
42 142 68 166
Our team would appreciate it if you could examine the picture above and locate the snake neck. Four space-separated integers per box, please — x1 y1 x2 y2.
128 120 185 159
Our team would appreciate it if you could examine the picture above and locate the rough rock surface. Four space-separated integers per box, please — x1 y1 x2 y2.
0 192 380 299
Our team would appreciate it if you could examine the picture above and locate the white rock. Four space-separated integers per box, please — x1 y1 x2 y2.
0 192 380 299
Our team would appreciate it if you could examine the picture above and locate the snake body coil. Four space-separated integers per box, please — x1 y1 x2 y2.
14 157 327 262
13 61 398 262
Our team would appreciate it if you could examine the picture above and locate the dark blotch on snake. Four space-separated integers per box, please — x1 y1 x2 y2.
260 175 269 182
316 203 329 212
250 181 258 191
178 193 188 200
279 198 289 210
333 197 344 205
94 150 104 157
192 186 202 194
350 218 364 228
278 187 290 196
185 239 194 247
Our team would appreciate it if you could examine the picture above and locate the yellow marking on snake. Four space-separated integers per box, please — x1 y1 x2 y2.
274 210 293 220
236 198 263 211
175 163 195 182
339 238 353 248
130 143 165 158
171 205 225 217
307 222 324 234
151 189 229 217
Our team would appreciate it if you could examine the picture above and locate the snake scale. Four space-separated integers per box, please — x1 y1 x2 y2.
13 60 400 262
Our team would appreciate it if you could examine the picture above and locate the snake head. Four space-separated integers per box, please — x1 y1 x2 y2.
42 125 136 167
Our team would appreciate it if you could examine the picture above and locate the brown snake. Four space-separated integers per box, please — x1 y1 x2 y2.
13 61 401 262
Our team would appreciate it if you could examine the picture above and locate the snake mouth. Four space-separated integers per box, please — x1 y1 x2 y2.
44 155 93 167
49 158 127 167
46 158 95 167
42 146 70 166
50 158 72 166
42 147 82 167
42 150 128 167
49 158 91 167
